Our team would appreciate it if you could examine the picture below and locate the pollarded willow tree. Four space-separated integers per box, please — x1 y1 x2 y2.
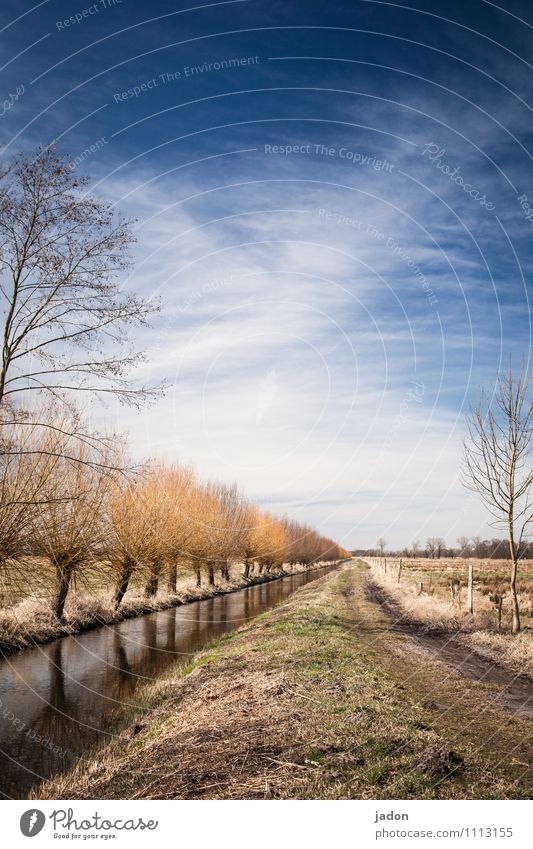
0 412 67 605
163 464 198 593
208 481 248 582
28 431 118 619
241 505 263 578
109 475 153 609
198 481 243 586
463 361 533 633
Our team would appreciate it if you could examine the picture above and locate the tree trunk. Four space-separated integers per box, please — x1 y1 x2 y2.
167 562 177 594
508 526 521 633
53 559 75 620
114 557 134 609
207 560 215 586
145 560 161 597
510 557 521 633
243 558 251 578
195 565 202 587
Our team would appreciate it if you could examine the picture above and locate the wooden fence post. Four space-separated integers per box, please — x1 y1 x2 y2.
467 564 474 614
497 595 503 631
397 559 402 583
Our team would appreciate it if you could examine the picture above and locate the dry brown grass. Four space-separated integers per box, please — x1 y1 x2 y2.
461 631 533 678
364 558 533 675
41 660 295 800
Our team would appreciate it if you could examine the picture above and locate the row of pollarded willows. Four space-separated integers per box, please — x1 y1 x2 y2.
0 409 350 622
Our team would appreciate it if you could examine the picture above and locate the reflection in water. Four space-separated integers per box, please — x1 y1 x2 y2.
0 566 335 798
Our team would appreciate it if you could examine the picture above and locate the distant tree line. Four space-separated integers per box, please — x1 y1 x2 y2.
354 535 533 560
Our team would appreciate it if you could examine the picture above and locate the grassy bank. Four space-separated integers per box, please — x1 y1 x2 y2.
34 561 533 800
0 563 323 657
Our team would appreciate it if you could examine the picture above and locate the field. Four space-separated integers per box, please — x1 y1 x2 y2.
363 557 533 675
35 563 533 801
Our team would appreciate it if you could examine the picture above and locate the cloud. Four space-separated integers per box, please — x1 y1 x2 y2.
3 2 530 547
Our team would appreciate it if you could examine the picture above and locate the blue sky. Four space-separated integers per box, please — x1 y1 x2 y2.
1 0 532 548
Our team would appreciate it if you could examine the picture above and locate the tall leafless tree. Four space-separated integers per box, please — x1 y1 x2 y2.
376 537 388 556
0 146 158 411
425 537 445 558
463 361 533 633
457 535 471 557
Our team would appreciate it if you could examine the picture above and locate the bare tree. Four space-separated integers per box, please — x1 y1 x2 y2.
376 537 388 556
457 536 471 557
0 146 159 410
411 540 421 558
435 537 446 559
463 362 533 632
425 537 437 558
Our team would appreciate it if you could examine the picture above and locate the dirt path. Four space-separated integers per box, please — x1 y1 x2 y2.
364 577 533 720
35 563 533 800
